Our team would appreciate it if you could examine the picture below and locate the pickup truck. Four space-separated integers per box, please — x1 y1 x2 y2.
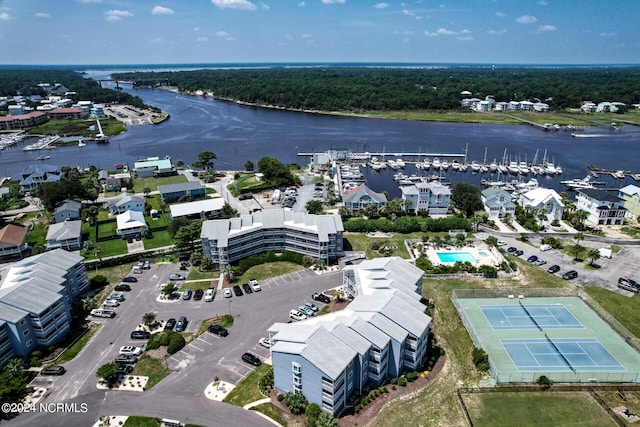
90 308 116 318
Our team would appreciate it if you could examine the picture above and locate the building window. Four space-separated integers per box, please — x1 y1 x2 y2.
292 362 301 374
293 375 302 386
348 371 353 379
23 330 29 337
26 340 33 347
19 319 26 326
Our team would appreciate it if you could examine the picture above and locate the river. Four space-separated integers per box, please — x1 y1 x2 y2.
1 73 639 199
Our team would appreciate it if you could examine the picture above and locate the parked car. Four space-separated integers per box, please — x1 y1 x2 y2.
289 309 307 321
182 289 192 300
562 270 578 280
299 305 315 317
239 193 253 200
514 250 524 256
233 285 243 296
119 346 142 356
312 293 331 304
507 247 517 253
142 260 151 269
175 316 188 332
116 364 134 375
241 352 262 366
108 293 125 302
540 244 552 251
91 308 116 318
204 288 216 302
304 301 319 312
169 273 185 281
207 324 229 337
497 240 507 246
115 354 138 364
130 330 151 340
193 289 204 300
526 255 538 263
122 276 138 283
249 279 261 292
618 277 640 292
223 288 233 298
164 318 177 330
547 265 561 273
114 284 131 292
41 365 66 376
534 259 547 266
103 299 119 307
259 337 272 348
242 283 253 294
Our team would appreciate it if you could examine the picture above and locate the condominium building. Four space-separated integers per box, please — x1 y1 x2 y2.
201 209 344 266
400 181 451 215
0 250 89 362
268 257 430 417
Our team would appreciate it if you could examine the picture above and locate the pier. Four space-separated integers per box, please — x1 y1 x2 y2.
588 165 640 181
297 151 465 159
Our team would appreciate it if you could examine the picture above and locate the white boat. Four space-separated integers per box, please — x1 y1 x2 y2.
396 158 405 168
387 159 399 169
470 161 481 173
36 155 50 160
451 160 462 171
431 158 441 170
555 164 563 175
561 175 594 190
440 160 450 170
460 162 469 172
489 160 498 172
518 161 530 175
508 161 520 174
516 178 539 191
78 140 86 147
480 165 489 173
393 172 408 182
612 170 625 179
545 162 557 175
421 158 431 169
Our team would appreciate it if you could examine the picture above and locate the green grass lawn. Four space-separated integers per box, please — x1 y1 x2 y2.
187 268 217 281
344 231 427 259
132 354 171 389
224 363 271 406
143 230 172 250
250 402 289 426
584 285 640 338
97 221 118 239
55 322 101 364
94 238 128 258
462 392 614 427
197 314 233 336
123 416 161 427
132 174 188 193
235 262 304 285
26 221 48 245
178 280 214 292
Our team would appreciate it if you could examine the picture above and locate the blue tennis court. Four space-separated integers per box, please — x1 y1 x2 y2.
502 338 625 372
481 304 584 330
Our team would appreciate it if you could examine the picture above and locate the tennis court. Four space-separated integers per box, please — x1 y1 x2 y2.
453 292 640 383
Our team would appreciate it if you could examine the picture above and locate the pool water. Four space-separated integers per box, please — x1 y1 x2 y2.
478 251 489 257
437 252 478 263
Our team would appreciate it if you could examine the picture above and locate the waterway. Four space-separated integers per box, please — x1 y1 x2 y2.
1 74 639 199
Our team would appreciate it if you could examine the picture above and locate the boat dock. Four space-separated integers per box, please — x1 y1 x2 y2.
23 135 59 151
588 164 640 181
297 151 465 160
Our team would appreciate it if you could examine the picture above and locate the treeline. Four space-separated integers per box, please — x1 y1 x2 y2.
112 67 640 112
0 70 151 110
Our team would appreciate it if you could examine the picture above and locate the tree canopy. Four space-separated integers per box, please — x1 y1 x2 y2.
451 183 484 218
257 156 296 187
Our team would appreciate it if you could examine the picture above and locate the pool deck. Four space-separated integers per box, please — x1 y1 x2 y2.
424 244 501 268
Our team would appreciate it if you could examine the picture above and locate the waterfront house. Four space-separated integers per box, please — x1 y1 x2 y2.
518 188 564 222
0 111 49 130
343 184 388 215
45 220 82 251
201 209 344 267
53 199 82 223
576 188 626 226
158 181 206 203
581 101 597 113
0 224 28 259
116 210 147 239
400 181 451 215
169 198 226 220
133 156 175 178
481 187 516 220
19 164 62 193
0 250 89 363
48 107 86 120
268 257 430 417
494 102 509 111
618 185 640 220
104 192 145 215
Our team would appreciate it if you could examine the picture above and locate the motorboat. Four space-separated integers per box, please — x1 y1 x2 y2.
561 175 595 190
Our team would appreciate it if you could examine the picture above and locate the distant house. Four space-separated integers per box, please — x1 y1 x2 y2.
133 156 175 178
343 184 388 215
400 181 451 215
618 185 640 220
581 101 597 113
104 192 145 215
46 220 82 251
169 198 226 220
533 102 550 112
48 107 85 120
518 188 564 222
158 181 206 203
53 199 82 223
0 111 49 130
0 224 28 258
116 211 147 239
0 187 9 200
105 172 131 192
19 164 62 193
481 187 516 220
576 188 626 226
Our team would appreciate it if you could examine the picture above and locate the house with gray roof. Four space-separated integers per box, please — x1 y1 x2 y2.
343 184 387 215
201 209 344 266
0 249 88 362
481 187 516 220
53 199 82 223
104 192 145 215
19 164 61 192
268 257 430 417
518 188 564 222
400 181 451 215
576 188 626 226
158 181 206 203
0 321 15 367
46 220 82 250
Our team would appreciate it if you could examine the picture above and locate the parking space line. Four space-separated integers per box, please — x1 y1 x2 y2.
196 336 214 345
189 344 204 352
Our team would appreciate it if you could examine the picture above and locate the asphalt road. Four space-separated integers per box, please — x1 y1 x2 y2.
7 263 342 426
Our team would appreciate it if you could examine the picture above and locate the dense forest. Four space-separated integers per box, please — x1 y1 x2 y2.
112 67 640 112
0 70 152 111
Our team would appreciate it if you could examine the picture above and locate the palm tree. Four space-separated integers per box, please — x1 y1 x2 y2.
588 248 601 266
5 358 25 378
537 208 548 229
142 312 156 326
222 264 235 283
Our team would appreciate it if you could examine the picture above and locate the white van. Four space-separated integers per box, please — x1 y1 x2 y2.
540 244 552 252
132 266 142 274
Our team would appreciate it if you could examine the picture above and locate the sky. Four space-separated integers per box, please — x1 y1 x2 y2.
0 0 638 65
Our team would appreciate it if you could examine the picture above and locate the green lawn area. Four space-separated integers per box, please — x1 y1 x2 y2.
344 232 427 259
29 117 125 138
26 221 48 245
132 174 188 194
179 280 215 292
224 363 271 406
187 268 217 281
143 230 172 250
122 416 204 427
228 172 269 196
94 238 128 258
132 354 171 389
462 392 614 427
55 322 101 364
584 285 640 338
197 314 233 336
97 221 118 239
250 402 290 426
235 261 304 284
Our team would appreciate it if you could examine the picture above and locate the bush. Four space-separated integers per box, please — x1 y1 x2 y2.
90 274 109 289
305 403 321 427
406 371 418 382
284 391 308 415
259 367 274 394
277 393 285 401
397 376 407 386
472 347 490 371
167 334 186 354
537 375 553 390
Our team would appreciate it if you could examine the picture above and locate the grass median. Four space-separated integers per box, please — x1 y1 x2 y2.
55 322 101 365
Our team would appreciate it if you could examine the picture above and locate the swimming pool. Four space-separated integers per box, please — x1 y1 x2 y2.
437 252 478 263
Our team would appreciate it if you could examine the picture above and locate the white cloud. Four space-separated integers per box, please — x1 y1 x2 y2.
321 0 345 4
197 36 209 42
286 34 294 40
260 2 269 10
211 0 257 10
216 31 230 37
404 30 414 36
374 2 389 8
487 29 507 35
496 12 506 18
105 10 133 22
298 1 305 6
424 28 457 37
302 33 312 38
149 37 163 43
35 12 50 18
538 25 556 32
194 27 200 31
516 15 537 24
403 9 415 16
599 32 615 37
0 12 11 21
152 6 175 15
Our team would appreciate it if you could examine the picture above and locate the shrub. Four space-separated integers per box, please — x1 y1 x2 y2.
305 403 321 427
277 393 285 401
259 367 274 394
397 376 407 386
284 391 308 415
355 404 362 413
167 334 186 354
537 375 553 390
472 347 490 371
406 371 418 382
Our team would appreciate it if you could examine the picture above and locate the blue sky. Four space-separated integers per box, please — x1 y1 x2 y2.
0 0 638 65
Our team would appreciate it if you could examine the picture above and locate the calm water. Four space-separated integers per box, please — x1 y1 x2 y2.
2 77 639 199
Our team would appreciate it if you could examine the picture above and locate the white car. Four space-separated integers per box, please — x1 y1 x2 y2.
289 309 307 321
103 299 119 307
223 288 233 298
119 346 142 356
259 337 272 349
108 293 125 301
497 240 507 246
204 288 216 302
249 279 261 292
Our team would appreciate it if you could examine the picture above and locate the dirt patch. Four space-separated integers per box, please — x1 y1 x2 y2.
145 347 168 360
